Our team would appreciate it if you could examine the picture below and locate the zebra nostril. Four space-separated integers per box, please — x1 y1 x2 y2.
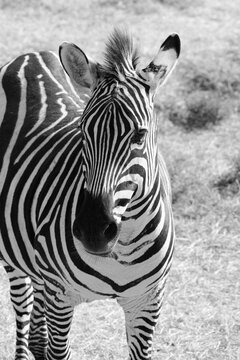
103 222 118 241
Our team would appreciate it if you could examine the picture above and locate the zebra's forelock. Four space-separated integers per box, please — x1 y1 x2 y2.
101 28 140 78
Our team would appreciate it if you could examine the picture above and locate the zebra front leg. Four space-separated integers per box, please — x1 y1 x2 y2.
118 284 165 360
44 281 74 360
28 280 48 360
4 264 33 360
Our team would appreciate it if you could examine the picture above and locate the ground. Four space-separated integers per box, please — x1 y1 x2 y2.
0 0 239 359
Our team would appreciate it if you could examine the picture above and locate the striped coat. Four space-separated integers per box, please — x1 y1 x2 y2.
0 29 180 359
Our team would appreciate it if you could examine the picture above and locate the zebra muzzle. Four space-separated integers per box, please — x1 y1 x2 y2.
72 190 121 255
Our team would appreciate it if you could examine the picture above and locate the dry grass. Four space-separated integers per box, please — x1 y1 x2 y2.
156 112 240 360
0 0 240 359
168 90 223 130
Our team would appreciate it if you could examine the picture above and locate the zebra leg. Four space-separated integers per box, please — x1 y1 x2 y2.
44 282 74 360
4 264 33 360
118 284 165 360
28 280 48 360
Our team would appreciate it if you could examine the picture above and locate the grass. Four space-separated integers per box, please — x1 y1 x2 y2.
168 90 223 130
0 0 240 359
214 158 240 198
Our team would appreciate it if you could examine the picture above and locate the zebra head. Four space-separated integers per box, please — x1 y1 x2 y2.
59 29 180 256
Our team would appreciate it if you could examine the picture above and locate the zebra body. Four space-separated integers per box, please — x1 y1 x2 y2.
0 30 180 359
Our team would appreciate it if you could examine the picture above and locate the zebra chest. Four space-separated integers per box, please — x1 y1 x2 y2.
33 199 172 301
35 229 169 302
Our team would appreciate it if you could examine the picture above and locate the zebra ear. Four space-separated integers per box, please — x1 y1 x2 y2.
140 33 180 92
59 42 99 90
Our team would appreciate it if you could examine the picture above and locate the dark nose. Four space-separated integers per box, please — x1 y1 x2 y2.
73 219 119 243
73 190 120 254
103 221 118 241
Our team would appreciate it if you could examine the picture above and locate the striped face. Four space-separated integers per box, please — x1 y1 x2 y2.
72 77 154 255
80 77 152 200
59 30 180 255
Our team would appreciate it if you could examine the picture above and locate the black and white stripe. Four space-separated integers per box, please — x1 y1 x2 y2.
0 29 180 359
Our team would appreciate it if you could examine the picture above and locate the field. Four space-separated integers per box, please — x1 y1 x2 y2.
0 0 240 359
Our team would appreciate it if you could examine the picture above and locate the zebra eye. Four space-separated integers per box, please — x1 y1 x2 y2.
131 129 147 145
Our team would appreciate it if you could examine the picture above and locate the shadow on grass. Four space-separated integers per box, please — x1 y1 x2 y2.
168 90 223 131
160 56 240 132
213 161 240 198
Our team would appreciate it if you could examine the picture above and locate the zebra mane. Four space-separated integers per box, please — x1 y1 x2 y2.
101 28 140 78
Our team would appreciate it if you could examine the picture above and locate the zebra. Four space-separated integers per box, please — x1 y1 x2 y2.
0 28 180 359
